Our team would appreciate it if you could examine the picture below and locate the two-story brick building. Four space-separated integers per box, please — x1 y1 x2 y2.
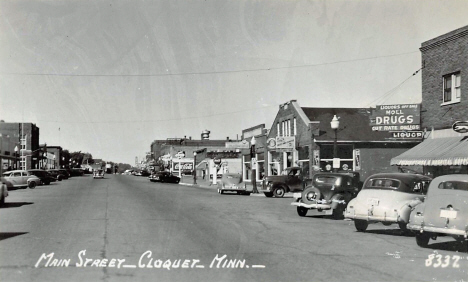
391 25 468 176
0 121 40 170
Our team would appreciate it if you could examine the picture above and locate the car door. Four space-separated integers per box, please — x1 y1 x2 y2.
10 172 24 187
286 168 302 192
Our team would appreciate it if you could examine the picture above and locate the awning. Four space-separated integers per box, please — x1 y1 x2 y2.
391 136 468 166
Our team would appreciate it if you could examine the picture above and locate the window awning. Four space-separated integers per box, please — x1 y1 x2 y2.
390 136 468 166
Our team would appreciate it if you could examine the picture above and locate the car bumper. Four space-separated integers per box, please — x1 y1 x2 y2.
344 211 399 222
291 201 332 210
408 224 468 237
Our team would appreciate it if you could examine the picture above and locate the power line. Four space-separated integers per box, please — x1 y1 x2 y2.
0 51 418 77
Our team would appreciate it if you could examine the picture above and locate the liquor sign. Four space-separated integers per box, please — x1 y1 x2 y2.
390 131 424 140
275 136 295 150
370 104 420 131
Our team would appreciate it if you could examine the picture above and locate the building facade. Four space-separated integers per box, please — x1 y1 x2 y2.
0 121 40 170
391 25 468 176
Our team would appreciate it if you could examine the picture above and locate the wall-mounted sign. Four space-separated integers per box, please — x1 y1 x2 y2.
225 140 250 149
370 104 420 131
453 121 468 133
175 151 185 158
174 162 193 171
353 149 361 171
275 136 295 150
389 131 424 139
267 138 276 149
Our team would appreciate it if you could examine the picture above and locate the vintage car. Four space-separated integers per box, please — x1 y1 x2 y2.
345 173 432 232
291 172 361 219
0 180 8 206
28 169 57 185
2 170 41 189
261 167 308 198
407 174 468 248
217 173 249 195
149 171 180 184
93 169 105 179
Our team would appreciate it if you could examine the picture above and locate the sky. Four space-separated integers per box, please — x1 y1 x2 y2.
1 0 467 165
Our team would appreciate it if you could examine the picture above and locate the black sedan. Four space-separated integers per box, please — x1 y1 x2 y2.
28 169 57 185
149 171 180 184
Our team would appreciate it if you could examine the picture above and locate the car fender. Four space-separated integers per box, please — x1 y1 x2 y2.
398 198 423 223
330 194 346 210
271 182 289 192
408 202 426 226
346 198 357 211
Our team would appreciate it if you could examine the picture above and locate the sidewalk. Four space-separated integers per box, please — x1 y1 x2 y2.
178 175 264 196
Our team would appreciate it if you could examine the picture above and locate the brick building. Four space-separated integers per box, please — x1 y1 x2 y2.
0 121 40 170
391 25 468 176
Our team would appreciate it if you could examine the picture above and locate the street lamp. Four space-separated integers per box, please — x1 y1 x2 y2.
14 146 18 170
330 115 340 172
250 136 258 193
193 151 197 185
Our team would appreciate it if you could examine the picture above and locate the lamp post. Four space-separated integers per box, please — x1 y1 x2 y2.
14 145 18 170
330 115 340 172
250 136 258 193
193 151 197 185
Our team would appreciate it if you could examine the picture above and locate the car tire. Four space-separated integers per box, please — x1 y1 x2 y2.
175 179 180 184
58 175 62 181
398 221 409 232
220 190 224 194
28 181 37 189
301 187 322 205
264 192 273 198
332 204 345 220
354 220 368 232
297 206 308 217
273 187 286 198
243 192 251 196
416 233 431 247
382 222 393 226
0 195 4 206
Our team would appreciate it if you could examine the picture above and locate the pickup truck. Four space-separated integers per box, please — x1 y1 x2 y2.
260 167 311 198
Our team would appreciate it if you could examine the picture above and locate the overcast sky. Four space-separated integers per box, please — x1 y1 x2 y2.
1 0 467 165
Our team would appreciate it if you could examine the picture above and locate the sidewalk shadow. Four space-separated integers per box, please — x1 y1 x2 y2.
0 202 34 209
0 232 29 241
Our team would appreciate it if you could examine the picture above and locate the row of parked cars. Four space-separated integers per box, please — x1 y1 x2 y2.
0 168 85 206
218 166 468 250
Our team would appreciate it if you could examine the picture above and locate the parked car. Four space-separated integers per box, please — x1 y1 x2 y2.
93 169 105 179
27 169 56 185
2 170 41 189
0 180 8 205
407 174 468 248
291 172 361 219
149 171 180 184
345 173 432 232
261 167 309 198
70 168 84 176
140 170 151 177
217 173 249 195
48 169 69 180
58 169 71 179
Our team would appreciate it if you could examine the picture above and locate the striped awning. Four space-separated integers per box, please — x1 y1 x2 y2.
391 136 468 166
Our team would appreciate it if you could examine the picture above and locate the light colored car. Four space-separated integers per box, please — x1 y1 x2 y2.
217 173 250 195
345 173 432 232
0 180 8 205
2 170 41 189
93 169 105 179
408 174 468 248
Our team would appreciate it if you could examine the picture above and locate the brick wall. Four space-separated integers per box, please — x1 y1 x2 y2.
421 26 468 130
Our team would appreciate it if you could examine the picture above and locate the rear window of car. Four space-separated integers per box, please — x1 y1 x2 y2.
313 176 341 187
364 178 400 190
438 181 468 191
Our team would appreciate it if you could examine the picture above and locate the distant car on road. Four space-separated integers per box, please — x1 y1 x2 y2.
93 169 105 179
345 173 432 232
217 173 249 195
149 171 180 184
408 174 468 248
48 169 69 181
2 170 41 189
261 167 308 198
291 172 361 219
27 169 56 185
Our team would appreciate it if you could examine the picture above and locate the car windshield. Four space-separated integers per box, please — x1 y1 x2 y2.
364 178 400 190
313 176 341 187
438 181 468 191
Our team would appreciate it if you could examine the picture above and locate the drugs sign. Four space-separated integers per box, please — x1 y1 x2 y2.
370 104 420 131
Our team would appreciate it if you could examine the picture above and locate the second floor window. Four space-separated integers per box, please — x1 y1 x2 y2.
443 72 461 104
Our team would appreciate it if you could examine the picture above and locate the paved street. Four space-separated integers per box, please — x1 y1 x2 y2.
1 174 467 282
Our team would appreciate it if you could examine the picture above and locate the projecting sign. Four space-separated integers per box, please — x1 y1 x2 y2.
390 131 424 139
275 136 295 150
370 104 420 131
453 121 468 133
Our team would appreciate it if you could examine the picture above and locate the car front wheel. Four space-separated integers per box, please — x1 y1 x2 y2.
273 187 286 198
297 206 307 217
416 233 431 247
354 220 368 232
28 181 37 189
264 192 273 198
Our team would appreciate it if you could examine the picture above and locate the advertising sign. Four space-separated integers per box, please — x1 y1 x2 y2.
225 140 250 149
370 104 420 131
174 162 193 171
354 149 361 171
389 131 424 139
275 136 295 150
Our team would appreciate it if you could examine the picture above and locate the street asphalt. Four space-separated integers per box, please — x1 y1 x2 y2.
0 174 467 282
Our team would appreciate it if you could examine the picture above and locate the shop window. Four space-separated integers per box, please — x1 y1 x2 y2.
442 72 461 105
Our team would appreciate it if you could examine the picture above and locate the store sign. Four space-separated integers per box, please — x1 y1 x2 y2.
175 151 185 158
275 136 295 150
370 104 420 131
225 140 250 149
174 162 193 171
390 131 424 139
354 149 361 171
453 121 468 133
